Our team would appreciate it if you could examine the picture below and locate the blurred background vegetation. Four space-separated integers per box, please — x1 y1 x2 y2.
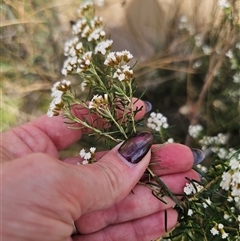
1 0 239 159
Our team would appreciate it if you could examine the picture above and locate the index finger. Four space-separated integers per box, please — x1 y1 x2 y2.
31 98 149 151
150 143 203 175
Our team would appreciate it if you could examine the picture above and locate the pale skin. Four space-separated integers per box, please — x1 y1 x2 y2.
1 99 199 241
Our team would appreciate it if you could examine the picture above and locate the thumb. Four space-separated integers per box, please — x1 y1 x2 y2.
70 132 153 216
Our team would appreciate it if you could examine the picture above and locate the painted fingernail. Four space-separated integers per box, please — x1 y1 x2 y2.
144 101 152 113
191 148 205 165
118 131 153 164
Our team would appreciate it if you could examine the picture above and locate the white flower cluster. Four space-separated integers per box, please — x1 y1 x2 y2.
183 182 203 196
210 223 229 239
104 50 133 66
89 94 108 109
60 2 135 85
113 64 133 82
199 133 238 161
147 112 169 131
104 50 134 82
61 3 109 76
188 124 203 139
47 79 71 117
79 147 96 164
49 3 136 117
199 133 228 150
220 153 240 203
76 51 93 73
64 36 83 57
95 40 113 55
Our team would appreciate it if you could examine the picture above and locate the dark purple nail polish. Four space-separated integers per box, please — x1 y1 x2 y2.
191 148 205 165
118 131 153 164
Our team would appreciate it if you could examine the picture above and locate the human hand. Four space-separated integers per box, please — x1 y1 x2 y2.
69 143 201 241
1 100 202 241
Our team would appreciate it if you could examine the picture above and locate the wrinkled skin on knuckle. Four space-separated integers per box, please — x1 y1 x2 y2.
96 162 125 202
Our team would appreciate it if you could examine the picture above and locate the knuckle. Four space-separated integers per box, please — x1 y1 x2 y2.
97 162 124 197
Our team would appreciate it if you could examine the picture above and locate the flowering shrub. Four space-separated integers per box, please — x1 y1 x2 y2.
47 1 240 240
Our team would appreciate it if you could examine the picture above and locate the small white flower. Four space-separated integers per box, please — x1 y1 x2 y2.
104 52 117 66
233 72 240 83
113 65 133 82
72 19 87 35
90 16 103 28
231 171 240 185
194 33 202 47
229 158 240 170
226 49 234 58
197 164 208 173
95 40 113 55
79 149 86 158
90 147 96 153
222 232 229 239
121 50 133 62
89 94 108 109
202 45 211 55
223 213 230 220
84 152 92 160
104 50 133 66
234 195 240 202
47 80 72 117
150 112 157 118
79 147 97 164
184 182 202 195
203 198 212 208
82 160 89 165
187 209 193 216
218 223 224 229
193 60 202 69
81 80 88 91
81 25 91 38
210 226 219 236
62 56 78 75
162 123 169 128
220 172 232 191
77 51 92 73
88 28 105 42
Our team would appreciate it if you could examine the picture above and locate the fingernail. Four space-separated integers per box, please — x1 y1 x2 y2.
191 148 205 165
118 131 153 164
144 101 152 113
